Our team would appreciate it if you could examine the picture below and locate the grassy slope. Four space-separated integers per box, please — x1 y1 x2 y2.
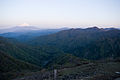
57 59 120 80
13 59 120 80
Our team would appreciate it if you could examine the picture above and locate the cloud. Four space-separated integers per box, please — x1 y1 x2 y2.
19 23 30 26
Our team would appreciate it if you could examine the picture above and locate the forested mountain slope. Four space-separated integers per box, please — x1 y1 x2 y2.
30 27 120 59
0 27 120 80
0 36 65 66
0 51 40 80
0 36 42 66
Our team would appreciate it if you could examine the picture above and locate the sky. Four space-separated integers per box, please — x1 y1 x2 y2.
0 0 120 29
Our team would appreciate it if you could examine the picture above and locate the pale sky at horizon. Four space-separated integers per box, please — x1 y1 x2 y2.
0 0 120 29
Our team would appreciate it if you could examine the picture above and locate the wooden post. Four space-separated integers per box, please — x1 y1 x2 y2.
54 69 57 80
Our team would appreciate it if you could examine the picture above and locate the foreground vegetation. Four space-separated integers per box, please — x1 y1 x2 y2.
13 58 120 80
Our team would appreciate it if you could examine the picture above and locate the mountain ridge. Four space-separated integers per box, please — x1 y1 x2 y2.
29 27 120 60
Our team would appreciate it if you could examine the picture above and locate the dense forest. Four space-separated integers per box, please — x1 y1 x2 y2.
30 27 120 59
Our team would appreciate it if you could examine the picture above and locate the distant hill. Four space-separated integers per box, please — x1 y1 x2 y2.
0 26 39 34
30 27 120 60
0 27 68 41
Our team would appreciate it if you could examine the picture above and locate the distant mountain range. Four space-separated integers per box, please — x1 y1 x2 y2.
0 27 120 61
0 26 68 41
0 26 69 33
0 26 120 80
0 26 40 33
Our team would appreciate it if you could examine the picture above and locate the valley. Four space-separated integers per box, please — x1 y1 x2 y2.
0 27 120 80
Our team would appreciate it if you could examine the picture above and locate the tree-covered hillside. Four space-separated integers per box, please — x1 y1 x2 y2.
0 36 42 66
0 51 40 80
0 36 65 66
30 27 120 60
0 27 120 80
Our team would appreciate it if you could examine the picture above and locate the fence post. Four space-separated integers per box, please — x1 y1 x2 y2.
54 69 57 80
